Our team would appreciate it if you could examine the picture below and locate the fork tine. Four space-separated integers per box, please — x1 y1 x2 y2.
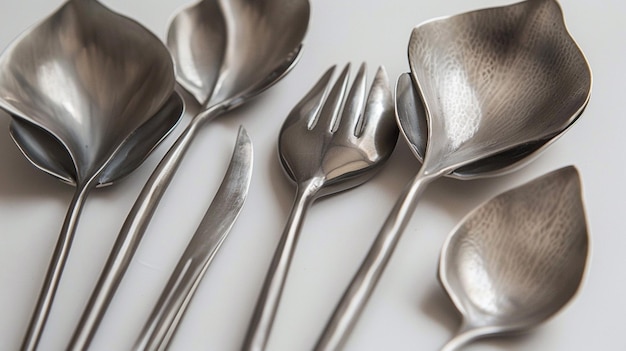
283 65 336 129
315 63 351 132
359 66 394 138
337 62 367 136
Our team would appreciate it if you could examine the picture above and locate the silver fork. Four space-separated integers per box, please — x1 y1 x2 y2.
241 63 398 351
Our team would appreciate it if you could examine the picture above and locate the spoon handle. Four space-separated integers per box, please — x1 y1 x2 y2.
21 181 95 351
314 172 436 351
68 106 222 350
242 184 316 351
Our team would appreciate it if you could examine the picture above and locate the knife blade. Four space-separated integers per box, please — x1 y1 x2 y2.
134 126 253 351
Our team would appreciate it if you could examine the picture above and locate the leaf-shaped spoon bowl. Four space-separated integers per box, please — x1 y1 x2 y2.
409 0 591 177
395 73 583 179
9 93 183 187
315 1 592 348
0 1 181 349
169 0 310 107
68 0 311 349
439 166 589 350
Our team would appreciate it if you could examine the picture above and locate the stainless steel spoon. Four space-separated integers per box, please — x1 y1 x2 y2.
439 166 589 350
315 1 592 349
242 63 398 351
0 1 180 349
69 0 310 348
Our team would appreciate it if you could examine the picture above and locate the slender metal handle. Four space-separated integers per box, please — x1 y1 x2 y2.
314 173 435 351
21 180 95 351
241 184 316 351
68 106 224 351
134 256 204 351
133 127 253 351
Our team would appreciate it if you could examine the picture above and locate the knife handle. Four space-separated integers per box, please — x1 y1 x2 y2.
133 254 208 351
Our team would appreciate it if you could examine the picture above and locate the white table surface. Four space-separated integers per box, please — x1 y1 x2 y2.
1 0 624 350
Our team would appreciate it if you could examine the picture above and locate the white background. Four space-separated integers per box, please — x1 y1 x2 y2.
0 0 624 350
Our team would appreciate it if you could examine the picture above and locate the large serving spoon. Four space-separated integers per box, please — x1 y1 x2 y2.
68 0 311 349
315 0 592 349
439 166 589 350
0 1 181 350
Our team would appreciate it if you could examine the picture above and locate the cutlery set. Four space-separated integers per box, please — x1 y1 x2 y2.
0 0 591 350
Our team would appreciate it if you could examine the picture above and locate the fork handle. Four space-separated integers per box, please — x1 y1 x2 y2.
242 184 316 351
314 173 436 351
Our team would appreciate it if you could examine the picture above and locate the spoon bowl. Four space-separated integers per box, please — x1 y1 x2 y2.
0 1 181 349
0 0 177 186
439 166 589 350
408 0 591 177
316 1 592 348
9 92 184 187
395 73 584 179
168 0 310 107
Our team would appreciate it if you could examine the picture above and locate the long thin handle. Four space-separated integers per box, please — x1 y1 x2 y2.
133 127 253 351
68 106 223 351
134 257 204 351
314 173 435 351
241 185 316 351
21 181 94 351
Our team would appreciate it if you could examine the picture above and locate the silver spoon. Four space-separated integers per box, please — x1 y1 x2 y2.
68 0 310 348
439 166 589 350
242 63 398 351
315 0 592 349
0 1 181 349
